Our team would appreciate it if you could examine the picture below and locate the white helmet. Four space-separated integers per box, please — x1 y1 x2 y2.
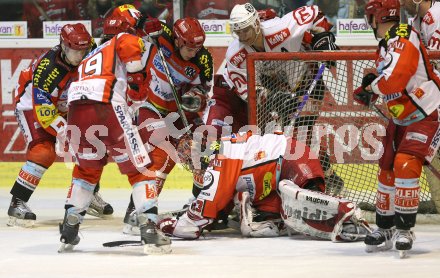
229 3 259 32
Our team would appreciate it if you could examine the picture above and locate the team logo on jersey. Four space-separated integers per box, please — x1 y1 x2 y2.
412 88 425 99
230 49 248 67
184 66 196 78
423 11 435 25
293 6 315 26
202 171 215 190
389 104 404 118
265 28 290 49
253 150 266 161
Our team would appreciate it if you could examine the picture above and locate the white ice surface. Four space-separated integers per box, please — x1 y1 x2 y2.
1 188 440 278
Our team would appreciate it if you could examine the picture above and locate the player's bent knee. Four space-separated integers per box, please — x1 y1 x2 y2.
27 141 56 168
394 153 423 179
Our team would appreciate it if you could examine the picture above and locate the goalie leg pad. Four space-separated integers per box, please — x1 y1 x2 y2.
279 179 355 241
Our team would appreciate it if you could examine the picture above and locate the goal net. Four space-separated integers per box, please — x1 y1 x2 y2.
246 50 440 218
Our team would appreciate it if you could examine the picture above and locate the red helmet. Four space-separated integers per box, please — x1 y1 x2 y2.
173 17 206 49
365 0 400 26
103 16 137 36
103 4 144 36
60 23 91 50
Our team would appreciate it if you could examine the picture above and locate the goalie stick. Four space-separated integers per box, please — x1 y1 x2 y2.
289 62 326 125
371 104 440 181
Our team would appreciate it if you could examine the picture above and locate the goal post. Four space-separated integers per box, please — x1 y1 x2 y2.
246 50 440 221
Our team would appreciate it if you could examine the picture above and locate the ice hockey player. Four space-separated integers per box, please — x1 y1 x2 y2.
399 0 440 51
8 23 114 227
355 0 440 258
205 2 344 197
121 16 214 235
158 131 370 242
58 5 171 254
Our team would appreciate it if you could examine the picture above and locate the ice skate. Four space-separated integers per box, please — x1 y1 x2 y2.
364 227 396 253
122 206 139 235
59 214 81 253
339 218 372 241
86 191 114 218
7 196 36 228
395 229 415 259
138 214 171 255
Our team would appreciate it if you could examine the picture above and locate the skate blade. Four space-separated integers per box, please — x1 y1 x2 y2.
58 243 76 253
6 217 35 228
86 208 113 219
398 250 408 259
143 244 172 255
365 243 392 253
122 224 140 236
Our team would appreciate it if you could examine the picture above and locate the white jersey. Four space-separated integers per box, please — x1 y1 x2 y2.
223 5 328 101
412 2 440 50
371 24 440 126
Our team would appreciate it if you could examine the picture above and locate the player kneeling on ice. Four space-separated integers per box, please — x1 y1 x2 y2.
354 0 440 258
158 132 371 241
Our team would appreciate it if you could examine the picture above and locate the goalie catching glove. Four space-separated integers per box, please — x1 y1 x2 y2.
127 72 149 102
353 73 379 108
181 85 208 113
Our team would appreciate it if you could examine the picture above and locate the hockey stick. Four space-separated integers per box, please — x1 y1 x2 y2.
371 104 440 181
102 208 186 247
289 62 326 125
151 37 190 132
103 240 141 247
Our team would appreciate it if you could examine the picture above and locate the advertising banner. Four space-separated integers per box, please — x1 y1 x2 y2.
42 20 92 39
0 21 27 39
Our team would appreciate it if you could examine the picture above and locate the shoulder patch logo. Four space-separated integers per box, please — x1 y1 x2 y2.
293 6 315 26
423 11 435 25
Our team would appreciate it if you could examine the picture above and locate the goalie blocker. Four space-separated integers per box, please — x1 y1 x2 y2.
158 133 370 241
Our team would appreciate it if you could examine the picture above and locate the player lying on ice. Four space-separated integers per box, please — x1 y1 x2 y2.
158 131 371 241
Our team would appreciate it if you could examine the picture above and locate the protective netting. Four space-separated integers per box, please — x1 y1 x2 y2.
247 51 440 213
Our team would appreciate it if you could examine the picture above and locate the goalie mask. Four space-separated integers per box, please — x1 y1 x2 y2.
60 23 92 66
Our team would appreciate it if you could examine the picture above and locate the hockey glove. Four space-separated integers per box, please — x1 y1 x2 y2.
181 86 207 113
143 17 162 38
258 8 277 21
353 73 379 107
311 32 339 67
127 72 148 102
311 32 339 51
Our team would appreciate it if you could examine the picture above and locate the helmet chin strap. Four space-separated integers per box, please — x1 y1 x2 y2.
413 0 423 14
250 25 261 48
